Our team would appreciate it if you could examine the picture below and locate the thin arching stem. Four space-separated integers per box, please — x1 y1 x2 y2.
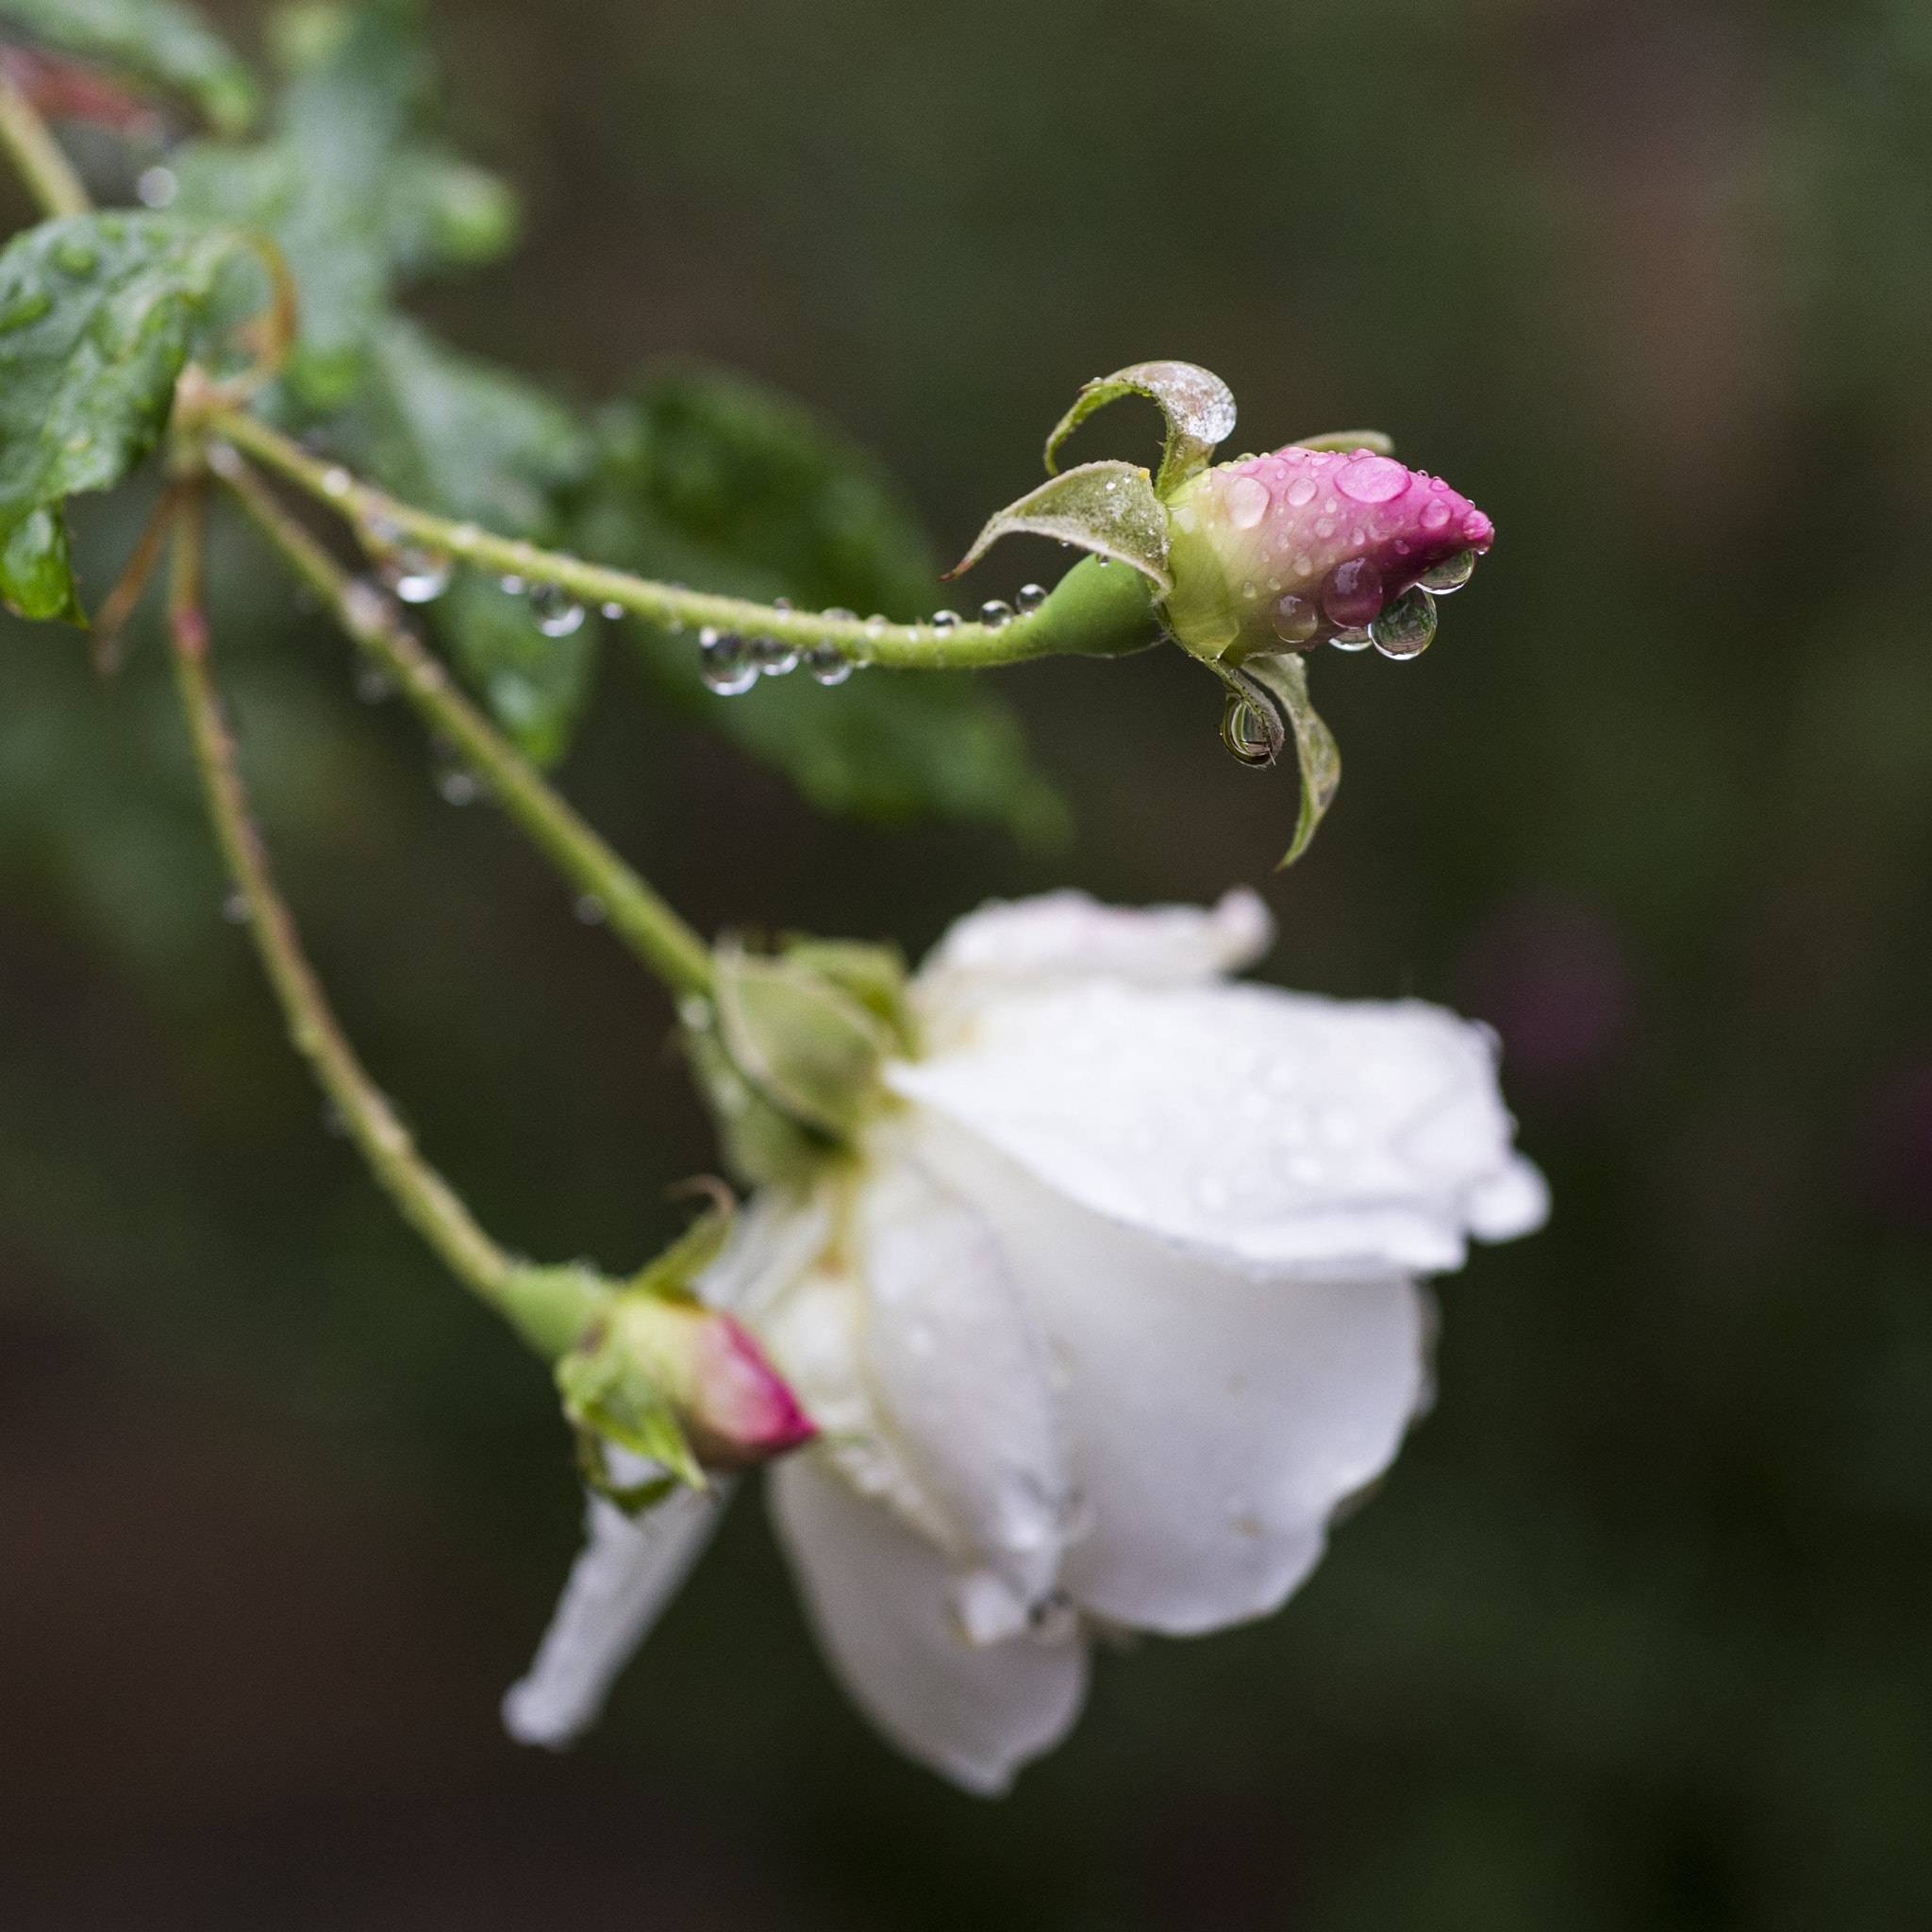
212 450 716 999
200 401 1158 672
0 60 89 217
166 487 608 1358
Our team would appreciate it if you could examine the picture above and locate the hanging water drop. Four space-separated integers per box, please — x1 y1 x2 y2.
750 634 799 676
322 467 353 499
379 546 451 604
699 627 757 694
823 607 858 625
499 573 526 595
1220 691 1276 767
1016 583 1047 615
531 583 585 637
601 601 625 620
221 890 250 924
574 893 608 925
807 645 853 685
980 599 1014 628
439 769 479 806
1419 548 1475 593
931 609 961 631
1370 586 1437 658
1330 627 1374 651
1270 594 1317 645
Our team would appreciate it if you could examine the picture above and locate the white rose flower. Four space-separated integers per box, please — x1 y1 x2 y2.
504 887 1546 1792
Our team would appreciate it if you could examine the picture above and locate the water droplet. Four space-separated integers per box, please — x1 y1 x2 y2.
1420 499 1451 531
378 545 451 604
807 645 853 685
1322 557 1384 627
823 607 858 625
1331 627 1373 651
931 609 961 630
1314 517 1337 539
531 584 585 636
699 628 757 694
1286 475 1317 508
750 633 799 675
574 893 608 924
322 468 352 499
439 769 479 806
1016 583 1047 614
1419 548 1475 593
1371 586 1438 658
1270 594 1317 644
499 574 525 595
136 166 178 208
1225 475 1271 530
864 614 888 639
221 890 250 924
980 599 1014 628
1335 454 1409 505
355 665 393 704
773 596 793 614
1094 555 1111 568
600 601 625 619
1220 691 1276 767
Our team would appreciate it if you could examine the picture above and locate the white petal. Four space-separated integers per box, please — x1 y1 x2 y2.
910 1116 1428 1635
855 1145 1070 1608
891 979 1543 1278
752 1150 1070 1610
694 1182 832 1318
916 888 1271 1044
769 1455 1089 1794
502 1474 730 1748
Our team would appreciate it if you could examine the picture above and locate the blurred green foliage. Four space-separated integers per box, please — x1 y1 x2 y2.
2 0 1931 1928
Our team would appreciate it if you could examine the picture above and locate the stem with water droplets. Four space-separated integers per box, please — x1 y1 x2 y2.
213 451 715 999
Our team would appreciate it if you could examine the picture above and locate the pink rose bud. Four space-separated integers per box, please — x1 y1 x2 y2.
1161 443 1494 662
677 1306 818 1465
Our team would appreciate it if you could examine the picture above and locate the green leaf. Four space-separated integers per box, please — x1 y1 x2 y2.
330 317 595 760
1043 359 1237 497
950 459 1173 594
0 0 260 132
169 0 516 410
1242 651 1341 867
577 360 1068 841
0 211 244 622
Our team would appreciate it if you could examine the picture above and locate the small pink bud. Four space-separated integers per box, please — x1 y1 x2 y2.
1162 443 1493 660
684 1309 818 1464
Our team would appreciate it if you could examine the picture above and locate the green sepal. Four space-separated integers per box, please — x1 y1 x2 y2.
949 460 1173 595
711 940 892 1140
680 1014 827 1189
575 1430 679 1516
1043 359 1237 497
1291 428 1394 455
1242 652 1342 867
557 1338 706 1491
627 1197 736 1303
778 936 915 1056
0 0 261 132
0 212 251 624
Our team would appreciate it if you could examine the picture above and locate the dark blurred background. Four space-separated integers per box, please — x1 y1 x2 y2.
5 0 1932 1924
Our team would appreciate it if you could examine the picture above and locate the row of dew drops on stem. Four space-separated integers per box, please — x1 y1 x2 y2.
334 475 1058 699
687 585 1051 695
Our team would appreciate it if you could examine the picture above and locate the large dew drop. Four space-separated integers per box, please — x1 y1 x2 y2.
1419 548 1476 593
531 583 586 637
751 634 800 675
1370 586 1437 658
379 546 452 604
1016 583 1047 615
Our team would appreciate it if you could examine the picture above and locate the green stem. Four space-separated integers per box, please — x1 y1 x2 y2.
212 450 715 998
201 402 1164 672
166 487 608 1360
0 61 90 217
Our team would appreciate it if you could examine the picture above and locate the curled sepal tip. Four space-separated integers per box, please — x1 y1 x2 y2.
1218 653 1341 867
948 460 1172 594
1044 359 1237 496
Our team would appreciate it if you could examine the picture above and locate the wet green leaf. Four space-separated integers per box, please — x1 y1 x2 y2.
578 360 1067 841
0 212 243 622
0 0 259 132
169 0 517 409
